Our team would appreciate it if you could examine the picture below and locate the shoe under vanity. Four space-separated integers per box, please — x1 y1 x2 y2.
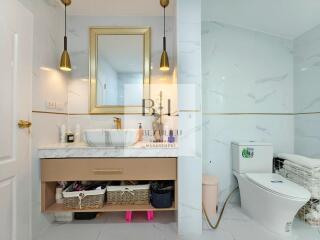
39 142 178 216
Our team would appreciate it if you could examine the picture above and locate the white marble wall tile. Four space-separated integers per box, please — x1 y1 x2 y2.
202 21 294 114
178 112 202 158
293 24 320 159
295 114 320 158
66 15 178 132
67 78 89 114
31 112 67 239
30 0 67 113
177 0 203 236
177 23 202 111
201 19 297 214
67 115 154 141
294 24 320 113
67 16 176 114
177 0 201 25
178 156 203 238
203 114 295 203
178 84 199 114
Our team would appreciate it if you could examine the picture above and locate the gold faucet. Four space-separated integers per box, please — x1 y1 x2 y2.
113 117 122 129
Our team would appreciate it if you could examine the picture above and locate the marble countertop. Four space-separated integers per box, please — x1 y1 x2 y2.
38 142 178 159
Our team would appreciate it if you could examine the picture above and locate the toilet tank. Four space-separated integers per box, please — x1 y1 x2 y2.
232 142 273 174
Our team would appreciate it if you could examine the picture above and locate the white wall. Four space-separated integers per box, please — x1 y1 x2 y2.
294 25 320 158
18 0 67 239
66 15 178 132
177 0 203 236
67 15 176 111
202 21 295 202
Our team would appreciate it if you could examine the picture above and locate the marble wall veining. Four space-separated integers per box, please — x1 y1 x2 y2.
203 115 294 198
294 24 320 158
202 21 294 114
177 0 203 236
295 114 320 158
201 20 295 204
66 15 178 131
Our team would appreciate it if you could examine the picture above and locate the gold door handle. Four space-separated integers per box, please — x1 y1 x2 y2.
18 120 32 129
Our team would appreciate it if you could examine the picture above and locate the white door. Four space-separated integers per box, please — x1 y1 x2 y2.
0 1 33 240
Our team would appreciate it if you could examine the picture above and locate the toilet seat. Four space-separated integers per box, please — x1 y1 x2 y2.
246 173 310 201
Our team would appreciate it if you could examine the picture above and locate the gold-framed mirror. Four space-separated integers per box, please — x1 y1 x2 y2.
89 27 151 114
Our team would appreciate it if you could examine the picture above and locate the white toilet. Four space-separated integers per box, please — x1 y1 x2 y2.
232 142 311 236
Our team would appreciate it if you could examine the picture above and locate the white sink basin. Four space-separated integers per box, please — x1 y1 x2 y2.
84 129 138 147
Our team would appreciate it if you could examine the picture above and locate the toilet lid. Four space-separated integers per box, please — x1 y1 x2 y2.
246 173 311 200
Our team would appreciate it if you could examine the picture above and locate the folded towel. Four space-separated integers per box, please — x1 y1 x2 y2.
306 210 320 220
283 172 320 199
284 160 320 178
278 153 320 169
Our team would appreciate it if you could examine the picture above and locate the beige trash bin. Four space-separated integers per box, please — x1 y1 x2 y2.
202 176 219 218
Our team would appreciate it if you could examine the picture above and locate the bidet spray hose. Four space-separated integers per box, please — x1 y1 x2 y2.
203 187 239 230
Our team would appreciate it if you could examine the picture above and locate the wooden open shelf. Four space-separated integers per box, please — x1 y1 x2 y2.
45 202 176 213
41 157 178 214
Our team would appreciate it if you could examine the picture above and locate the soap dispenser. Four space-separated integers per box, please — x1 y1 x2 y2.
138 123 144 142
168 130 175 143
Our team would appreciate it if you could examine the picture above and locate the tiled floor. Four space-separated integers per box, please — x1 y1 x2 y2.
35 203 319 240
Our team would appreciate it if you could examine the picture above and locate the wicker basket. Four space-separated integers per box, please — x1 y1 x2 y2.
62 185 107 210
107 184 150 205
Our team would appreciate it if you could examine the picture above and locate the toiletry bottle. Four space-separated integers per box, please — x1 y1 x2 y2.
75 124 81 143
55 187 63 204
66 132 75 143
60 124 66 143
168 130 175 143
138 123 144 142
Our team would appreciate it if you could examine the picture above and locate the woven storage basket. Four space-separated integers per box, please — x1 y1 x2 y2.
62 185 107 210
107 184 150 205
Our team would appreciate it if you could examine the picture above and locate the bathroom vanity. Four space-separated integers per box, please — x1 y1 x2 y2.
39 143 178 213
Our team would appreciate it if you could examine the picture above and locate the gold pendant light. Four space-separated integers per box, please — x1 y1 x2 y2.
59 0 72 72
160 0 170 72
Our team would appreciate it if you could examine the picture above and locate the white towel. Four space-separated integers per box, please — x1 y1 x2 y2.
284 160 320 178
278 153 320 169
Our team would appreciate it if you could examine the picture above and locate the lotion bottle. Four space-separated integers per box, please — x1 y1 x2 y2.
138 123 144 142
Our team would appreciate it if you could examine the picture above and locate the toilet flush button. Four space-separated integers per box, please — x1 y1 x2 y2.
271 180 283 183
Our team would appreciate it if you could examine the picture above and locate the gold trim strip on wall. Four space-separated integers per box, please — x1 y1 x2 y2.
203 112 294 116
31 111 152 116
32 110 68 115
295 112 320 115
179 110 201 113
203 112 320 116
32 110 320 116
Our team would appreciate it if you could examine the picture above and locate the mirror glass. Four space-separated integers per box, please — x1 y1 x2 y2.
96 35 144 106
90 28 150 114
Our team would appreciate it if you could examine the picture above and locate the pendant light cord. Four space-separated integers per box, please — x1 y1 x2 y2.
163 6 166 38
163 5 167 51
63 3 67 51
64 4 67 37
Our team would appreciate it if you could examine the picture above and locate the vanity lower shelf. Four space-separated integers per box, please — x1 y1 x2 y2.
45 202 176 213
40 157 178 214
